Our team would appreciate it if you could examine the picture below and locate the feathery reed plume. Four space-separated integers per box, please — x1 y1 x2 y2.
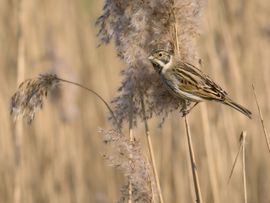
10 74 121 130
99 129 154 203
97 0 204 124
11 74 59 124
97 0 205 202
252 85 270 153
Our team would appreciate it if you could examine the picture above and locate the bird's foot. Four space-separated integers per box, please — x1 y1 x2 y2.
181 102 199 117
182 108 191 117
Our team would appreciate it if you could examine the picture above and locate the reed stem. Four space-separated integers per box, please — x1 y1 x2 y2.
241 132 247 203
252 85 270 153
128 94 134 203
184 115 203 203
57 77 121 132
140 95 164 203
228 131 248 203
14 0 25 202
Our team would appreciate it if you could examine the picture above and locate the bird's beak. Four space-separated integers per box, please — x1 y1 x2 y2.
148 55 154 61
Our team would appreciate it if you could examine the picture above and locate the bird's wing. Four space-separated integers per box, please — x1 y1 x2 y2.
170 61 228 101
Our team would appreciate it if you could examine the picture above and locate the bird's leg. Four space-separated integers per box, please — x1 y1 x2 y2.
182 101 199 117
181 101 186 113
187 102 199 113
181 100 189 116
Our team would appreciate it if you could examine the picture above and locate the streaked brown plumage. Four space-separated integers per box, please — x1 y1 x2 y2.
148 50 252 118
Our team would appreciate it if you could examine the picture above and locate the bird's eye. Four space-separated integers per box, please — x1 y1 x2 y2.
159 53 163 57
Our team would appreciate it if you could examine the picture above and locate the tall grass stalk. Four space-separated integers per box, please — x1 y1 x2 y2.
128 95 134 203
228 131 248 203
14 0 25 202
140 94 164 203
200 104 220 202
172 5 203 201
252 85 270 153
241 132 247 203
184 115 203 203
228 134 244 183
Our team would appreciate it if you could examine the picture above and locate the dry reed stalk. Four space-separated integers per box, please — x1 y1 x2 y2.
172 1 180 57
252 85 270 153
228 131 248 203
140 94 164 203
199 104 220 202
228 135 243 183
241 132 247 203
128 95 134 203
172 3 203 202
184 115 203 203
14 0 25 202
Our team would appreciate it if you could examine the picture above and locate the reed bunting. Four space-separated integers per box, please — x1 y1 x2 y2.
148 49 252 118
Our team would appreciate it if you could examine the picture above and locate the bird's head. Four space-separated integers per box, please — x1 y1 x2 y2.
148 50 172 73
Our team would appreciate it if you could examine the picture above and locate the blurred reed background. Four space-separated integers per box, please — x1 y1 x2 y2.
0 0 270 202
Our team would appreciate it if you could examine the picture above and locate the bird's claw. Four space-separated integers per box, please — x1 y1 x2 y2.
182 109 190 117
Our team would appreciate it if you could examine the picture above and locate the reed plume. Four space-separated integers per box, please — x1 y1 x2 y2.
97 0 204 124
100 128 155 202
10 74 121 129
97 0 205 202
11 74 59 124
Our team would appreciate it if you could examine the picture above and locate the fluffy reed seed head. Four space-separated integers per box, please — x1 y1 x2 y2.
100 128 155 202
97 0 204 125
10 74 60 124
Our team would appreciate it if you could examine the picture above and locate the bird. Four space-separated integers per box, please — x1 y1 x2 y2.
148 49 252 119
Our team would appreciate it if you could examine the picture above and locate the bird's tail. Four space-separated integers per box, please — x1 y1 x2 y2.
224 98 252 119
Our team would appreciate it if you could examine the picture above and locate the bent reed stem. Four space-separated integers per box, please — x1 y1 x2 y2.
57 77 121 132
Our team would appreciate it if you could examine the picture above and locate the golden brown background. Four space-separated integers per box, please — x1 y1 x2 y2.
0 0 270 202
